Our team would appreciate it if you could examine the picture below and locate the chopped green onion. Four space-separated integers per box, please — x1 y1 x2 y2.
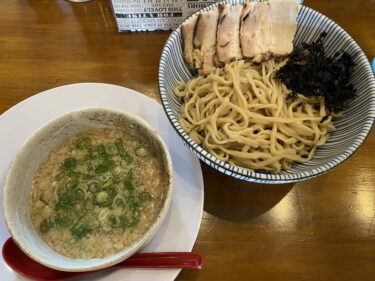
75 137 91 149
106 143 118 156
96 144 107 159
102 182 111 188
139 191 152 202
71 224 92 241
40 218 54 233
61 157 76 171
95 160 115 174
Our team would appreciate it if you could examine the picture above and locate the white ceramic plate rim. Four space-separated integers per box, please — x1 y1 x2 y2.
0 83 204 281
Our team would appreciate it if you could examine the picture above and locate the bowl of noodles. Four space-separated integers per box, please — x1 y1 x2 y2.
158 0 375 183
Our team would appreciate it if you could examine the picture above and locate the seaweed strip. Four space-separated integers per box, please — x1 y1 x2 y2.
275 32 356 114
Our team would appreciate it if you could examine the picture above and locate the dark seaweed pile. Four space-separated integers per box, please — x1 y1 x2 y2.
275 32 355 114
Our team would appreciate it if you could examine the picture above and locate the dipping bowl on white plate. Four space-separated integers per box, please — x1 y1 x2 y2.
158 0 375 183
3 107 173 271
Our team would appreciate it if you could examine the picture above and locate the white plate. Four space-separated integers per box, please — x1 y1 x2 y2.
0 83 204 281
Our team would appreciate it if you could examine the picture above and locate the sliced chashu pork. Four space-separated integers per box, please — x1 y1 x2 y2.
240 1 271 63
216 4 243 64
269 0 300 56
182 0 300 72
193 9 219 75
181 16 198 69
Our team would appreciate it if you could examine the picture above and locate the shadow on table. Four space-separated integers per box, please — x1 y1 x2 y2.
202 163 295 222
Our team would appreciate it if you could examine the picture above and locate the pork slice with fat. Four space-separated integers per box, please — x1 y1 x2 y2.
240 2 271 63
217 4 243 64
181 16 198 69
269 0 300 56
193 9 219 75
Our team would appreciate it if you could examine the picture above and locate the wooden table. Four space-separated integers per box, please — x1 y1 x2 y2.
1 0 374 280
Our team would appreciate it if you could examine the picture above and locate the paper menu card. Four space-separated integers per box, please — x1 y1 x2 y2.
110 0 304 32
110 0 217 31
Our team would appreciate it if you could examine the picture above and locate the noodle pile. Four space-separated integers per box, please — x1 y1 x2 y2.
174 59 336 173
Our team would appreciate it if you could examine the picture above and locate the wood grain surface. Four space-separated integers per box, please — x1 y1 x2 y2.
0 0 374 280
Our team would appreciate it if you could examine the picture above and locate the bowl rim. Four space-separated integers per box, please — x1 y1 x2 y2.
3 106 174 271
158 0 375 183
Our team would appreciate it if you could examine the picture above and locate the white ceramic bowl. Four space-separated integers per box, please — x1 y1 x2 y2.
158 0 375 183
3 107 174 271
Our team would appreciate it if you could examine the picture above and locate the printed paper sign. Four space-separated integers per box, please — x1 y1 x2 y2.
110 0 304 32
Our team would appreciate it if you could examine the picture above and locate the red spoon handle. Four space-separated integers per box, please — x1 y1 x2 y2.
2 237 204 281
115 252 204 269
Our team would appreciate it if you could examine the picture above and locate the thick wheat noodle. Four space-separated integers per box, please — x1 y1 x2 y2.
174 59 336 173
